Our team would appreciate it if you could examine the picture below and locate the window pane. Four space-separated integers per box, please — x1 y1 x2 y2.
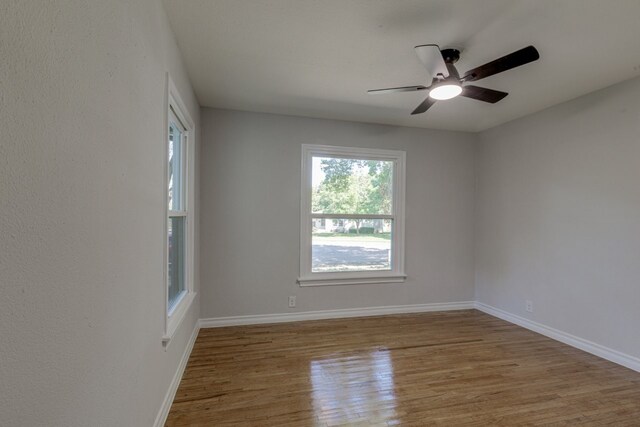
311 157 393 215
168 216 186 309
312 219 392 272
168 121 183 211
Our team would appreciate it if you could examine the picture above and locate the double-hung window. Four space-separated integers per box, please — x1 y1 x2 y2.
163 78 195 344
168 109 187 308
299 145 406 286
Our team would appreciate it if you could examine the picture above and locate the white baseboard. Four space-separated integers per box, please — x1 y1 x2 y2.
153 321 200 427
475 301 640 373
198 301 475 328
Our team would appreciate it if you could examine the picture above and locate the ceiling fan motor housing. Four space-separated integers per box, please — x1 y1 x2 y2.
440 48 461 64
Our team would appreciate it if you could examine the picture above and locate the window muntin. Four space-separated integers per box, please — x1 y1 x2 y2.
300 145 406 286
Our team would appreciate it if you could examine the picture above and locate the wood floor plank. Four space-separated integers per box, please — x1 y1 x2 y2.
165 310 640 426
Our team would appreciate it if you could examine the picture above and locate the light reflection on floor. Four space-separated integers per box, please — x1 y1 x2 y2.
310 350 397 425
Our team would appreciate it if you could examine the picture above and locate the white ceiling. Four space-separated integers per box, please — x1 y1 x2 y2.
163 0 640 132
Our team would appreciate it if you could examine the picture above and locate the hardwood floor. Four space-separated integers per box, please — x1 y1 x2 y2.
166 310 640 426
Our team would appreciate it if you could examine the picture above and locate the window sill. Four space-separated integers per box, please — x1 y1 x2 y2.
162 291 196 347
297 274 406 287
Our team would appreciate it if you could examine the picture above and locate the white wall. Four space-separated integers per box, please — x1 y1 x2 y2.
199 109 476 318
475 77 640 359
0 1 200 426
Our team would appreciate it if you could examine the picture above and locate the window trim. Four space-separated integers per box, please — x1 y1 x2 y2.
298 144 406 287
163 75 196 345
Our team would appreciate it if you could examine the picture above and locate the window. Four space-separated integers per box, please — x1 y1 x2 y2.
299 145 406 286
168 110 186 309
163 77 195 344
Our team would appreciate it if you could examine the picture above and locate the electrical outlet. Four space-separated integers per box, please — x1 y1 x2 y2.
288 295 296 308
525 300 533 313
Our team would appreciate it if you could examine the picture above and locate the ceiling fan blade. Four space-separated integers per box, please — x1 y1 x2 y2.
414 44 449 79
368 85 428 95
463 45 539 82
411 97 437 115
461 85 508 103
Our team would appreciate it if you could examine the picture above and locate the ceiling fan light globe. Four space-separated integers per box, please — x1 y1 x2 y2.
429 84 462 100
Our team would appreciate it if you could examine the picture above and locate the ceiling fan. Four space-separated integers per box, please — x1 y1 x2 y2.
368 45 540 115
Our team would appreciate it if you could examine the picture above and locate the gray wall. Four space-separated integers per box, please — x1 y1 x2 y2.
4 1 639 422
200 109 476 318
0 1 200 426
475 77 640 359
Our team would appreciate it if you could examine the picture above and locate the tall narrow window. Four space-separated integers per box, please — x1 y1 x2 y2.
163 77 195 344
299 145 406 286
168 110 186 310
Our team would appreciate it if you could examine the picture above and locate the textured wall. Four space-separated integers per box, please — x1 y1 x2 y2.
475 77 640 359
0 1 200 426
199 109 476 318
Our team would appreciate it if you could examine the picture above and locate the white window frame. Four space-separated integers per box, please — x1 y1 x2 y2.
298 144 406 287
163 76 196 345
